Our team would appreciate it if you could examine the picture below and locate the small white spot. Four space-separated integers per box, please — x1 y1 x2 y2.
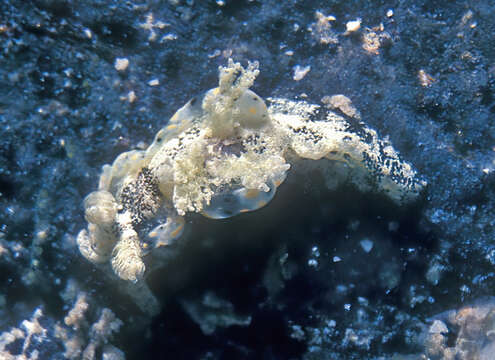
148 79 160 86
359 239 374 253
293 65 311 81
208 49 221 58
114 58 129 71
386 9 394 18
418 69 435 87
83 28 92 39
357 297 368 306
160 33 178 42
127 91 136 103
308 259 318 267
311 246 320 257
120 91 137 103
345 19 361 33
333 256 342 263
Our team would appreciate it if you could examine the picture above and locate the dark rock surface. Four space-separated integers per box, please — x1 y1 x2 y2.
1 0 495 359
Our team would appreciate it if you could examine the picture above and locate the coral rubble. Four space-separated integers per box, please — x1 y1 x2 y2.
0 280 123 360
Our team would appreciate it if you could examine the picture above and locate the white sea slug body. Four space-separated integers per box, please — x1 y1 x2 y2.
77 59 424 283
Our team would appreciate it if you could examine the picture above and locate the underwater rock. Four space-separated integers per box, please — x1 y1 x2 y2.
423 298 495 360
0 279 124 360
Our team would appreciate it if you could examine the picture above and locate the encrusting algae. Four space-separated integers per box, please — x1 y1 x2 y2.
77 59 425 284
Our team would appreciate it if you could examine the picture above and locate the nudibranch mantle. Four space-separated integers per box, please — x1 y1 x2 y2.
77 59 425 283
